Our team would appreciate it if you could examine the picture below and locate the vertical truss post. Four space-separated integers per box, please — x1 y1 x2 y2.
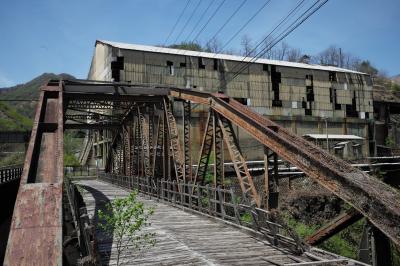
163 105 170 180
152 111 162 178
193 110 214 185
217 114 261 207
213 111 224 187
183 101 192 180
358 223 393 266
139 107 152 178
163 98 185 182
263 146 269 209
266 149 280 209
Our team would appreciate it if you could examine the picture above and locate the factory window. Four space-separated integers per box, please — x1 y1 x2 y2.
234 98 247 105
271 65 281 106
329 88 341 110
306 86 314 102
263 64 269 71
329 71 337 82
180 62 186 67
305 109 312 116
167 61 174 75
346 91 358 117
111 56 124 82
213 59 218 70
198 57 206 69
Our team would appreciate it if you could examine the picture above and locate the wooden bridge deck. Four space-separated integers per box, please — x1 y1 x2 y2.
76 179 349 266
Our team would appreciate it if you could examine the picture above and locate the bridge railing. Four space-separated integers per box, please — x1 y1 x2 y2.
0 165 23 185
64 165 97 177
64 176 99 265
97 173 305 253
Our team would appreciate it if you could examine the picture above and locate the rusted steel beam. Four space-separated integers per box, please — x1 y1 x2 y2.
306 208 363 246
183 101 192 180
217 114 261 207
5 82 64 265
170 88 400 246
163 98 185 182
193 110 214 185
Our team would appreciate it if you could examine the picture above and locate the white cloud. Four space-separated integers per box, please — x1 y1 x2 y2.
0 72 15 88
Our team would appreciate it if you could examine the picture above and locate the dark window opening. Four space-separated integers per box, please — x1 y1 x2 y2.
213 59 218 70
234 98 247 105
329 71 337 82
180 62 186 67
346 91 358 117
302 98 307 108
271 65 281 106
263 64 269 71
306 86 314 102
198 57 205 69
272 100 282 107
305 109 312 116
329 88 333 103
365 112 369 119
167 61 174 75
111 56 124 82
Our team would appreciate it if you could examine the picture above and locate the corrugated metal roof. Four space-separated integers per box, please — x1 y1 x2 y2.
303 134 364 140
96 40 366 75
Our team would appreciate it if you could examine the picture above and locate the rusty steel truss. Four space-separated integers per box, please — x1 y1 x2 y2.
5 79 400 264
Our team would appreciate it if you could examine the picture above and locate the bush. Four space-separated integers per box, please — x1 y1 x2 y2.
98 190 156 265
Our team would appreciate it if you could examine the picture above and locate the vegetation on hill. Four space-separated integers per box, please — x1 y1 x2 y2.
0 73 78 167
0 72 74 118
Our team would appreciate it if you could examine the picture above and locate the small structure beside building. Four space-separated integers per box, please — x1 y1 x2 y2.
303 134 364 160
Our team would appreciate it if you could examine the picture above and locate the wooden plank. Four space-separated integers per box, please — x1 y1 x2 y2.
75 179 361 265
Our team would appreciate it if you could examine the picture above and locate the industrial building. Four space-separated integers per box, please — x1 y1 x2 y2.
87 40 374 166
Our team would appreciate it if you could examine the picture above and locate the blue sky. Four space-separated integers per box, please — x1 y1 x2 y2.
0 0 399 87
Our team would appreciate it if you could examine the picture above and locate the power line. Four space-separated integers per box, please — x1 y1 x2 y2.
184 0 215 43
228 0 307 75
173 0 202 44
218 0 272 53
228 0 329 83
229 0 327 82
162 0 192 47
192 0 227 43
203 0 248 50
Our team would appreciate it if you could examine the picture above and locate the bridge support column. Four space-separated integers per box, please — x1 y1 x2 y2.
359 222 393 266
264 148 279 210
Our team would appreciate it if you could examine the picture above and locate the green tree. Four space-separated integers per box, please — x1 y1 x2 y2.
98 191 156 266
168 41 204 51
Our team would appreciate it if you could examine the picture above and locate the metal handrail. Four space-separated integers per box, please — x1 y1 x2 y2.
97 173 303 252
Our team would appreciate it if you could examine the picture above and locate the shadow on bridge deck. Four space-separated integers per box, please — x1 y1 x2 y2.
76 184 113 266
75 178 353 266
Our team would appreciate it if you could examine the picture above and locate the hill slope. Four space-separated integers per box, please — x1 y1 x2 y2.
0 73 75 128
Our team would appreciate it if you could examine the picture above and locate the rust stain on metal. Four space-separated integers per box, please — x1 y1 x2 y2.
5 183 63 266
5 82 64 265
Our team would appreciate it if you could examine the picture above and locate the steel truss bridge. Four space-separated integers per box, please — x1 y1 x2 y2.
3 79 400 265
